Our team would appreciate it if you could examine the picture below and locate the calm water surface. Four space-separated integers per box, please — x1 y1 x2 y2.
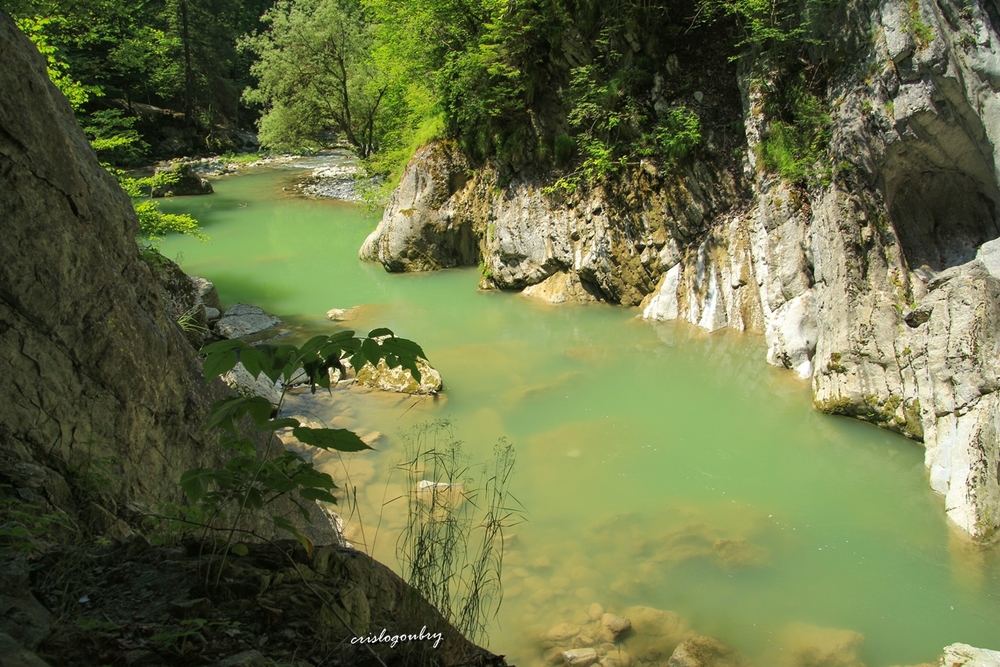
159 164 1000 666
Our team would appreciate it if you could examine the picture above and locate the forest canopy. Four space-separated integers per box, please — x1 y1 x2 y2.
7 0 836 185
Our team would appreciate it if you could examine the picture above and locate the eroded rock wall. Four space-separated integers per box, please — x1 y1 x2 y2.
0 12 236 530
360 0 1000 540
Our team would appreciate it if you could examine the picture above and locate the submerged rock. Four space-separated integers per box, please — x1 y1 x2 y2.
667 635 750 667
215 302 282 339
563 648 599 667
775 622 865 667
713 538 769 568
546 623 582 643
415 480 465 508
600 614 631 640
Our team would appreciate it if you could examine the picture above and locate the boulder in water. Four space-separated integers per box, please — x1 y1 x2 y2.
215 303 281 339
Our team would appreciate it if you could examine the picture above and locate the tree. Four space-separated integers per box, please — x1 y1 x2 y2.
242 0 402 157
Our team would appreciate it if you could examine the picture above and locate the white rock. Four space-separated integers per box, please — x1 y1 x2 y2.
222 362 281 405
941 643 1000 667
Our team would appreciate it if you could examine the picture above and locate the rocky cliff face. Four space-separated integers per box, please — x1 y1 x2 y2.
0 12 249 533
360 0 1000 541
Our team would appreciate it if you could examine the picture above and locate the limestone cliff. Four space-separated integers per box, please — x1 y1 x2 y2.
360 0 1000 541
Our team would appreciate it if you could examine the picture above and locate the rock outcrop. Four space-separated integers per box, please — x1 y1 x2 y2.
0 11 236 524
360 141 479 271
359 0 1000 541
150 161 213 196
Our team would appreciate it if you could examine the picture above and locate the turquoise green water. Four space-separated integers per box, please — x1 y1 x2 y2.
159 166 1000 667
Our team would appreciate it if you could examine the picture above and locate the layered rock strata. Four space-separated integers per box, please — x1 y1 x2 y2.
359 0 1000 540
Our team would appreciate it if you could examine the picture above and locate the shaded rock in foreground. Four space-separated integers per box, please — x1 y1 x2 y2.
33 539 507 667
0 10 238 529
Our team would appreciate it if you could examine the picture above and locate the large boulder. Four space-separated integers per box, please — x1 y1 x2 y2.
0 11 236 530
359 141 479 271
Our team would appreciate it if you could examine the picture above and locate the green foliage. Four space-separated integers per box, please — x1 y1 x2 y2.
696 0 819 62
655 106 703 162
905 0 934 48
83 110 149 166
242 0 406 158
15 16 101 110
166 330 428 561
553 134 575 167
756 72 831 184
0 488 75 554
12 0 277 148
110 168 207 242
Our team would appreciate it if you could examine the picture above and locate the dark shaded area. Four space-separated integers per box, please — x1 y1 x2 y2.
888 170 998 269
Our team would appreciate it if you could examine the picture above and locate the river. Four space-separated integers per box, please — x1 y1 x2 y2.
158 158 1000 667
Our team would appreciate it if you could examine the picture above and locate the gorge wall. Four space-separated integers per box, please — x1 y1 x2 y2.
0 11 237 532
361 0 1000 541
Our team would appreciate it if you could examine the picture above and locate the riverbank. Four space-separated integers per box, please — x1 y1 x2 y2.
157 149 371 202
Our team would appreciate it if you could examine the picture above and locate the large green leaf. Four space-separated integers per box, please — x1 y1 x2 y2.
179 468 216 502
255 417 301 431
292 427 372 452
200 339 244 355
299 488 338 503
202 349 238 380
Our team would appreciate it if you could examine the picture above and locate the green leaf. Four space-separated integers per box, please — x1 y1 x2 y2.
231 543 249 557
202 349 238 379
245 396 274 424
179 468 216 502
201 339 243 356
207 396 275 433
292 427 372 452
367 327 394 338
240 347 261 378
380 336 426 360
299 487 338 503
255 417 300 431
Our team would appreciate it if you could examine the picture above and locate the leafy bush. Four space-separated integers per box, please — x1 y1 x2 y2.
83 110 149 166
163 329 428 562
656 106 702 162
553 134 575 167
756 72 830 183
